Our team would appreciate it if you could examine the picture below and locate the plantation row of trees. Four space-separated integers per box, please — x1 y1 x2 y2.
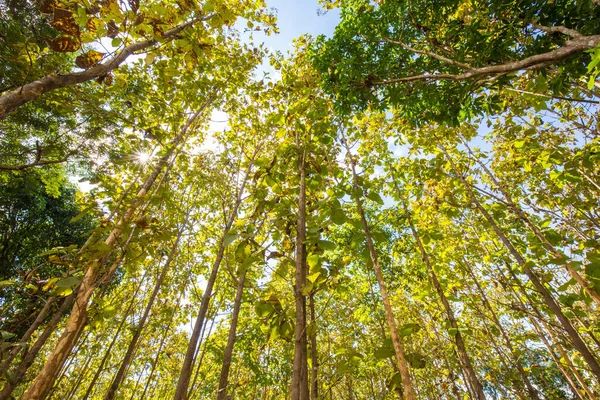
0 0 599 398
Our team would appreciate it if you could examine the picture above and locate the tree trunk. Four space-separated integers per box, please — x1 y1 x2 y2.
174 158 252 400
345 147 416 400
0 296 55 374
216 269 247 400
459 259 539 399
309 294 318 400
291 150 310 400
105 227 185 400
20 101 212 400
463 139 600 304
82 272 146 400
0 294 74 399
388 169 484 400
441 145 600 380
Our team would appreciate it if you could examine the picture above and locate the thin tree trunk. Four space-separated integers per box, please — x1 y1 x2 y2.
20 100 212 400
441 145 600 380
459 259 539 399
291 149 310 400
463 139 600 304
344 145 416 400
388 168 483 400
216 269 247 400
82 269 150 400
537 314 597 400
0 296 56 373
0 294 74 399
105 226 185 400
309 294 318 400
174 157 253 400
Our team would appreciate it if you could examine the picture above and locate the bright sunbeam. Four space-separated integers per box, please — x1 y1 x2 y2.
134 151 152 165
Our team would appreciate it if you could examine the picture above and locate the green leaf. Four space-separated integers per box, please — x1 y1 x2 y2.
366 191 384 205
223 234 239 246
331 206 346 225
399 323 420 338
307 272 321 283
55 276 81 288
307 254 320 270
317 240 337 251
374 347 394 359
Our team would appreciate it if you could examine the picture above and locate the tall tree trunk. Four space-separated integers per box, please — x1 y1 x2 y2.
20 101 212 400
463 139 600 304
291 150 310 400
0 294 74 399
344 146 416 400
174 158 253 400
388 169 484 400
105 226 185 400
216 269 247 400
440 145 600 380
82 271 147 400
309 294 318 400
458 259 539 399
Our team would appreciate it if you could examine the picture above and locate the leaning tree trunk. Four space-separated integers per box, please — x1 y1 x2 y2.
440 146 600 380
20 101 212 400
0 294 74 399
216 269 247 400
0 296 56 374
458 259 539 399
104 224 186 400
463 139 600 305
389 172 485 400
344 145 416 400
174 158 253 400
290 150 310 400
82 271 148 400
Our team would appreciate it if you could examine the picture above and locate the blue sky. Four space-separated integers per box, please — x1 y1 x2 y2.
261 0 340 52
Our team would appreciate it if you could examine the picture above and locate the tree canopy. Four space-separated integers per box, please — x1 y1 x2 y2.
0 0 599 399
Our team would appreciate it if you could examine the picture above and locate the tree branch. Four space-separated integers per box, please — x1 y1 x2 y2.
0 157 71 171
530 23 582 39
381 37 474 71
370 34 600 86
0 14 213 120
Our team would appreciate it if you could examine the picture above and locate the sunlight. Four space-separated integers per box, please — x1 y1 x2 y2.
134 151 152 165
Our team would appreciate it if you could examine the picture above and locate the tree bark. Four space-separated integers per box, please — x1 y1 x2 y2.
389 169 484 400
0 16 212 120
459 259 539 399
174 157 252 400
0 296 55 374
216 269 247 400
104 227 185 400
440 145 600 380
291 150 310 400
463 139 600 305
309 294 318 400
82 272 146 400
20 100 212 400
345 147 416 400
0 294 74 399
